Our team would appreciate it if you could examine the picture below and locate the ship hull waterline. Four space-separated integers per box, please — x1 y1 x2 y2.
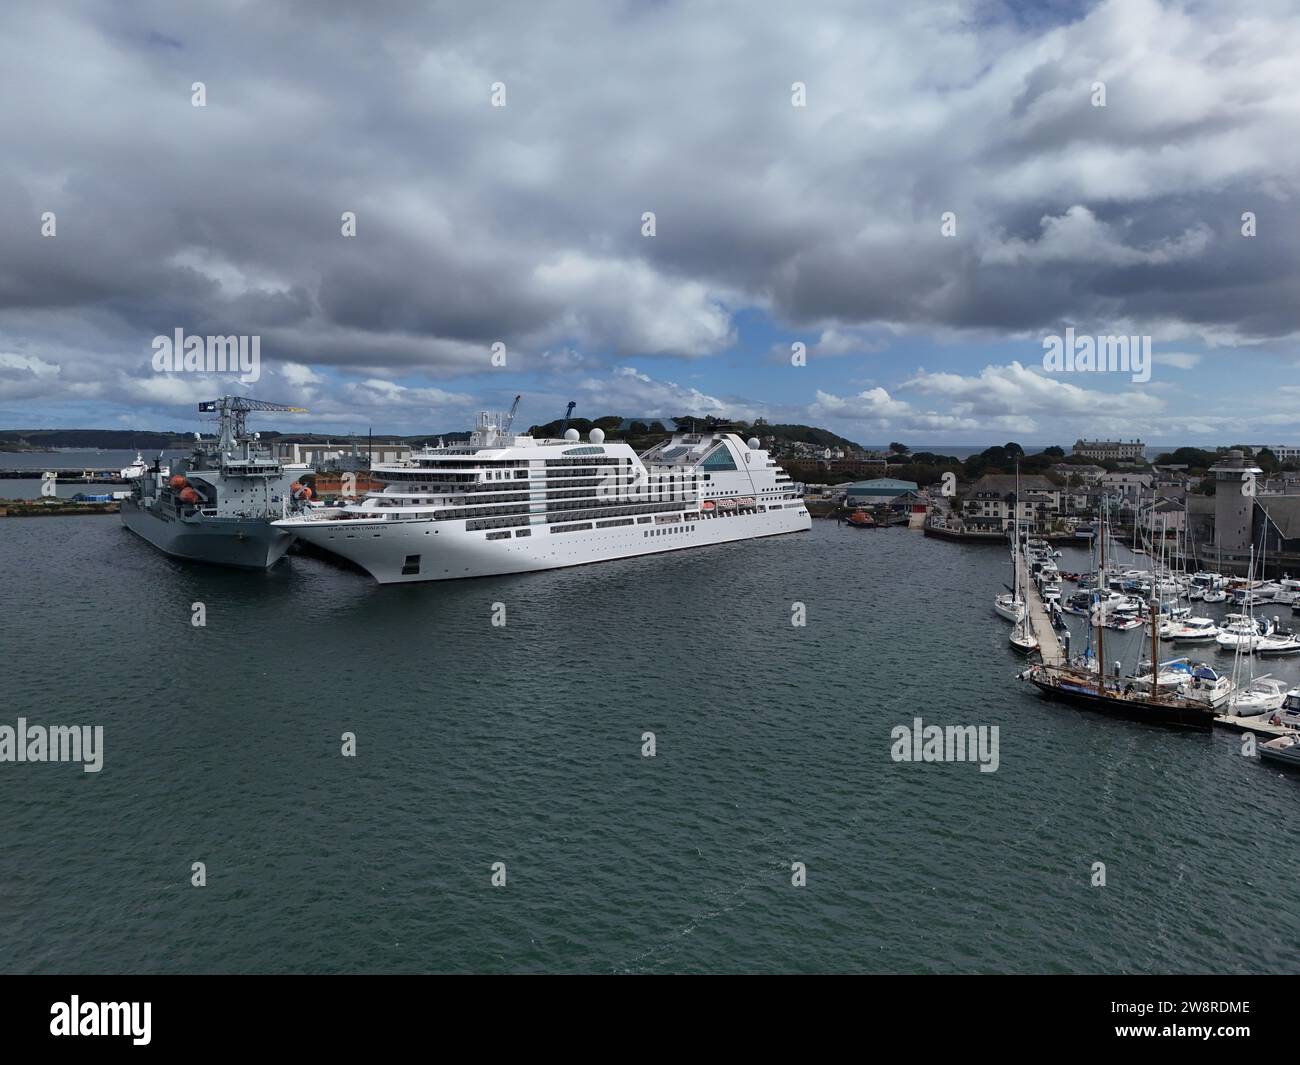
1027 674 1215 731
281 508 811 584
120 496 296 570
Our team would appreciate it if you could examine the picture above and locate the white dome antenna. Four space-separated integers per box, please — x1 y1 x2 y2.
590 427 605 444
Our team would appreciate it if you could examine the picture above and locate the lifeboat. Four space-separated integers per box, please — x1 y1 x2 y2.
178 486 201 504
845 508 875 528
700 500 715 512
169 475 188 489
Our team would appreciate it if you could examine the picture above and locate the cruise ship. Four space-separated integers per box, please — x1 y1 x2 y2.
274 410 810 582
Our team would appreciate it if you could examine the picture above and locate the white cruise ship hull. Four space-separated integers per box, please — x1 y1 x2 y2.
287 505 810 583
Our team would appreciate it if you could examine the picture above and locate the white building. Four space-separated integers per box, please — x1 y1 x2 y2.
1072 439 1145 461
1261 445 1300 463
1100 471 1152 501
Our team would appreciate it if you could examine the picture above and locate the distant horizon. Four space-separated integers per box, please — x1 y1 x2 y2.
5 426 1289 461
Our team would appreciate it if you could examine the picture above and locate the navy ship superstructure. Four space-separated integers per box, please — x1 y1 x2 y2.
120 396 310 569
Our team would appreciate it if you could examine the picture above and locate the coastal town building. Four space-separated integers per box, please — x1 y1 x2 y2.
1099 471 1152 501
1072 439 1145 462
844 478 919 507
1050 462 1106 485
960 473 1061 532
776 453 888 480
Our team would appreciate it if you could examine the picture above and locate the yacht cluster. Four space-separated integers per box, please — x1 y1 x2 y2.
997 521 1300 759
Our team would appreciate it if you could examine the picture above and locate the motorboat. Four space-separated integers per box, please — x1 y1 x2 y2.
1256 632 1300 655
1063 591 1092 616
1259 734 1300 769
1132 658 1233 708
1202 588 1228 603
119 451 149 480
1215 614 1272 652
1166 617 1219 643
844 507 875 528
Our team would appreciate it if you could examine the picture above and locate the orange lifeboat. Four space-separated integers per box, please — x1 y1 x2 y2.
178 486 201 504
845 507 875 528
169 475 188 489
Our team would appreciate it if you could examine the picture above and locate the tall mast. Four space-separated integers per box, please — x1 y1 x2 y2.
1096 496 1106 694
1150 592 1160 703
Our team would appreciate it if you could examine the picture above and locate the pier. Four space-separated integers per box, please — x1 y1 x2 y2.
0 468 131 484
1017 551 1063 664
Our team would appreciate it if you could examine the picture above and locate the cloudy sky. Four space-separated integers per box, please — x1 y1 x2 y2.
2 0 1299 446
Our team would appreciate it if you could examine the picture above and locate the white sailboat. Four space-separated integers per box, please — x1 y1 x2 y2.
1006 468 1038 654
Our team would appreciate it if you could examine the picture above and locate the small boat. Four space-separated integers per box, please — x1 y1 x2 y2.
1009 615 1039 655
994 593 1025 622
844 507 874 528
1225 677 1288 716
1131 658 1233 708
119 451 149 480
1215 614 1272 652
1259 733 1300 769
1256 633 1300 655
1202 589 1228 603
1167 617 1220 643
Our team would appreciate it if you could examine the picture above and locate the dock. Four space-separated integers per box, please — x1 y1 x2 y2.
1018 552 1064 664
0 468 131 484
1212 714 1293 737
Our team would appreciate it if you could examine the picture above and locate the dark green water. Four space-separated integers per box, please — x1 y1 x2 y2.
2 515 1297 973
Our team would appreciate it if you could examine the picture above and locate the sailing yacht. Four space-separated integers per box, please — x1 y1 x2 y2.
274 412 809 583
1024 499 1216 730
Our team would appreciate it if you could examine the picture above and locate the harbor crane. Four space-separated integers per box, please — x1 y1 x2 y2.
561 401 576 430
501 394 522 433
198 396 308 452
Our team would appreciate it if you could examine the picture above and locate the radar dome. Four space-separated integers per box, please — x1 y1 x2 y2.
564 428 580 442
747 437 760 450
590 427 605 444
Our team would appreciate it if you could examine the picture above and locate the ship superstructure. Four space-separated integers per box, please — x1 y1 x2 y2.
120 396 311 569
274 409 809 582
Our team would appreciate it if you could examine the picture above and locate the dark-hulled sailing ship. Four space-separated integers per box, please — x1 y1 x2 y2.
1022 508 1216 731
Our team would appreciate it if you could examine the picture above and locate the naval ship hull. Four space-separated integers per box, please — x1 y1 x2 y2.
121 496 295 570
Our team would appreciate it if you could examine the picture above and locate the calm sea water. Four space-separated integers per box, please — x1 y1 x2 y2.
1 516 1297 974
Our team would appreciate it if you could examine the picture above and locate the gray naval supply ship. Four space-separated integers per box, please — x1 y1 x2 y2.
120 395 312 569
